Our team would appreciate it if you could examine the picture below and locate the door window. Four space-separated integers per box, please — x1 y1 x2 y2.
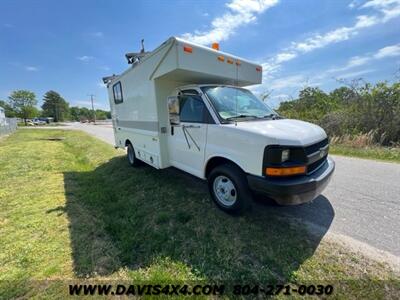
179 95 206 123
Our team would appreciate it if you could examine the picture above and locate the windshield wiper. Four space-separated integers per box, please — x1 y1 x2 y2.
262 113 281 120
226 114 259 121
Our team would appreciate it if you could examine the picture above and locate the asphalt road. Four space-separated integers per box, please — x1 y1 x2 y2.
68 122 400 257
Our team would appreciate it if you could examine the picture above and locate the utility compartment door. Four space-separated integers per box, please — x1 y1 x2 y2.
167 91 210 178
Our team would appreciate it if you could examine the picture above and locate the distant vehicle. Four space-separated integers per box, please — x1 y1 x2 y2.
32 118 46 125
26 120 35 126
39 117 51 124
105 37 334 213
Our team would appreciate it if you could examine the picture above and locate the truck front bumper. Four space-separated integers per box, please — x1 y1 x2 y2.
247 157 335 205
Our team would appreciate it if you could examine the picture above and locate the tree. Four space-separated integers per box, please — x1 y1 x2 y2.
41 91 69 122
69 106 81 121
67 106 111 121
95 109 107 120
8 90 38 124
79 107 91 121
0 100 16 117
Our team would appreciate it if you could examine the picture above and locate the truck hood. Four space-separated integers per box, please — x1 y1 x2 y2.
227 119 327 146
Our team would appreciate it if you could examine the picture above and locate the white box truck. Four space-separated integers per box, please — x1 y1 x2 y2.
104 37 335 213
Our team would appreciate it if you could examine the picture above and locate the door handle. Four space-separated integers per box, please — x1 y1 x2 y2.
183 125 201 129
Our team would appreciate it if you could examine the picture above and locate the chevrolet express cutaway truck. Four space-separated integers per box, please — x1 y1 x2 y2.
104 37 335 213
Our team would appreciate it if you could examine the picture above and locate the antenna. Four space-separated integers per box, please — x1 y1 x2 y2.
125 39 149 64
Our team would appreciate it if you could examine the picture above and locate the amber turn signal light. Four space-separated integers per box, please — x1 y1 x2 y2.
266 166 306 176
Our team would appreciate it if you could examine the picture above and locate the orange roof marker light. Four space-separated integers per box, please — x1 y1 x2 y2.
236 60 241 66
227 58 234 64
211 42 220 50
256 66 262 72
183 45 193 53
217 55 225 62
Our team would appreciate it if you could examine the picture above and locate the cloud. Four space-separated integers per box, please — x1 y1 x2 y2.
275 52 297 63
75 100 93 106
25 66 39 72
327 56 372 73
181 0 279 45
271 93 290 101
269 74 307 90
289 15 380 55
77 55 94 62
72 100 109 110
361 0 400 9
348 0 360 9
360 0 400 21
275 43 400 92
97 82 107 88
373 43 400 58
91 31 104 38
326 43 400 75
261 0 400 78
336 69 375 79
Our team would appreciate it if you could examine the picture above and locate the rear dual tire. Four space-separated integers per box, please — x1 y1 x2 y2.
208 164 252 214
127 143 142 167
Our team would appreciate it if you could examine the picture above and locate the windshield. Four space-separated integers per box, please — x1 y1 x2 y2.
201 86 277 121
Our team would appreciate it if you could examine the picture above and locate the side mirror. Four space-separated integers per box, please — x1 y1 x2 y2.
168 96 180 125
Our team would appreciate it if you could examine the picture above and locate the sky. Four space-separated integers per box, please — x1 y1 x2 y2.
1 0 400 110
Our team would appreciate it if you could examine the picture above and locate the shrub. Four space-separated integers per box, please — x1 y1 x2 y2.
277 81 400 146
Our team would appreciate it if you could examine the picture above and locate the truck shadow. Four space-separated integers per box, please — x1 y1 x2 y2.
61 156 334 281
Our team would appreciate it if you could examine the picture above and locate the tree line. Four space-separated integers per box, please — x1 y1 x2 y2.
276 80 400 146
0 90 111 124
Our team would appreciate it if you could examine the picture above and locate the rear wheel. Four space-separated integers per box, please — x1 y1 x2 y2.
208 164 252 214
127 143 142 167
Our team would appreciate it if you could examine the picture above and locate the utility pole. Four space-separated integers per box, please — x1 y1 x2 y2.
88 94 96 124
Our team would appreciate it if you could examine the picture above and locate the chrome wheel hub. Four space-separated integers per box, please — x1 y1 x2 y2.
213 175 237 206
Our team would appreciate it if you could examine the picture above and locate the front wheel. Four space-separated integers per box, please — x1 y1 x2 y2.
208 164 252 214
127 143 142 167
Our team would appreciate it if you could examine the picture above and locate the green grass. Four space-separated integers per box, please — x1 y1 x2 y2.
331 143 400 163
0 129 399 299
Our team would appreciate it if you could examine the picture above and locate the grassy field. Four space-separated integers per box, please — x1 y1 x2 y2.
0 129 399 299
331 144 400 163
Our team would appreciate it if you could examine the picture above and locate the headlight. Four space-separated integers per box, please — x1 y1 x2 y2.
281 149 290 162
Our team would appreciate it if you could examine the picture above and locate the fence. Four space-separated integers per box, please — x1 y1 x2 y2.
0 118 18 137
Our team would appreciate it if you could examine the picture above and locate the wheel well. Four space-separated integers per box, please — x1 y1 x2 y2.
125 139 132 147
205 157 244 178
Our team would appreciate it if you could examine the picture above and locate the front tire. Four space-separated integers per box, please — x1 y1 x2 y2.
127 143 142 167
208 164 252 214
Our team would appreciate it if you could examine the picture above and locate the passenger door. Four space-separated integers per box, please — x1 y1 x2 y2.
167 90 212 178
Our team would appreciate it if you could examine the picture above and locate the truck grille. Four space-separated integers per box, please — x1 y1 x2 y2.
304 138 328 155
307 155 327 173
305 138 329 174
